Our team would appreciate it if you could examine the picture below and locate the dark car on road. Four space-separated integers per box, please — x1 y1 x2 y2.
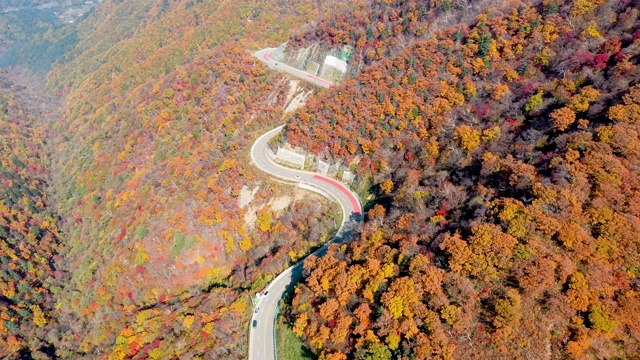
252 320 258 328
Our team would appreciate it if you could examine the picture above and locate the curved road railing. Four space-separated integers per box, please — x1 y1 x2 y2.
248 48 361 360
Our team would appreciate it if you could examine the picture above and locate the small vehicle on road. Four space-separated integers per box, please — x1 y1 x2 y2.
295 175 301 179
252 320 257 328
254 307 259 314
263 290 269 296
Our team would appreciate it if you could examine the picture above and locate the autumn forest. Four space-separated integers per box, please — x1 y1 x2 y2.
0 0 639 359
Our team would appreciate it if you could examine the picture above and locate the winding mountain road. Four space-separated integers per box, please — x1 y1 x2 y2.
255 48 334 89
248 49 360 360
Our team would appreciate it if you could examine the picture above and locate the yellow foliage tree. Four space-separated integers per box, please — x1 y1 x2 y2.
256 208 273 232
239 236 252 251
569 86 600 112
454 125 481 152
567 272 592 311
326 352 348 360
571 0 605 17
550 107 576 131
607 84 640 123
293 312 308 337
441 304 460 325
220 230 235 253
386 332 401 350
493 289 522 328
380 179 394 194
581 21 602 39
492 83 510 100
387 296 404 319
230 298 247 314
30 305 47 327
183 315 195 329
440 81 465 106
481 126 502 142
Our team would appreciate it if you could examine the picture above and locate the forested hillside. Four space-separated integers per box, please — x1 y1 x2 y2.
3 0 640 358
0 74 60 358
0 1 86 72
279 0 640 358
0 1 56 11
34 0 354 358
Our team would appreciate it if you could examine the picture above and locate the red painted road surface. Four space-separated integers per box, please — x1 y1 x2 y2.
306 73 333 85
313 175 362 214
